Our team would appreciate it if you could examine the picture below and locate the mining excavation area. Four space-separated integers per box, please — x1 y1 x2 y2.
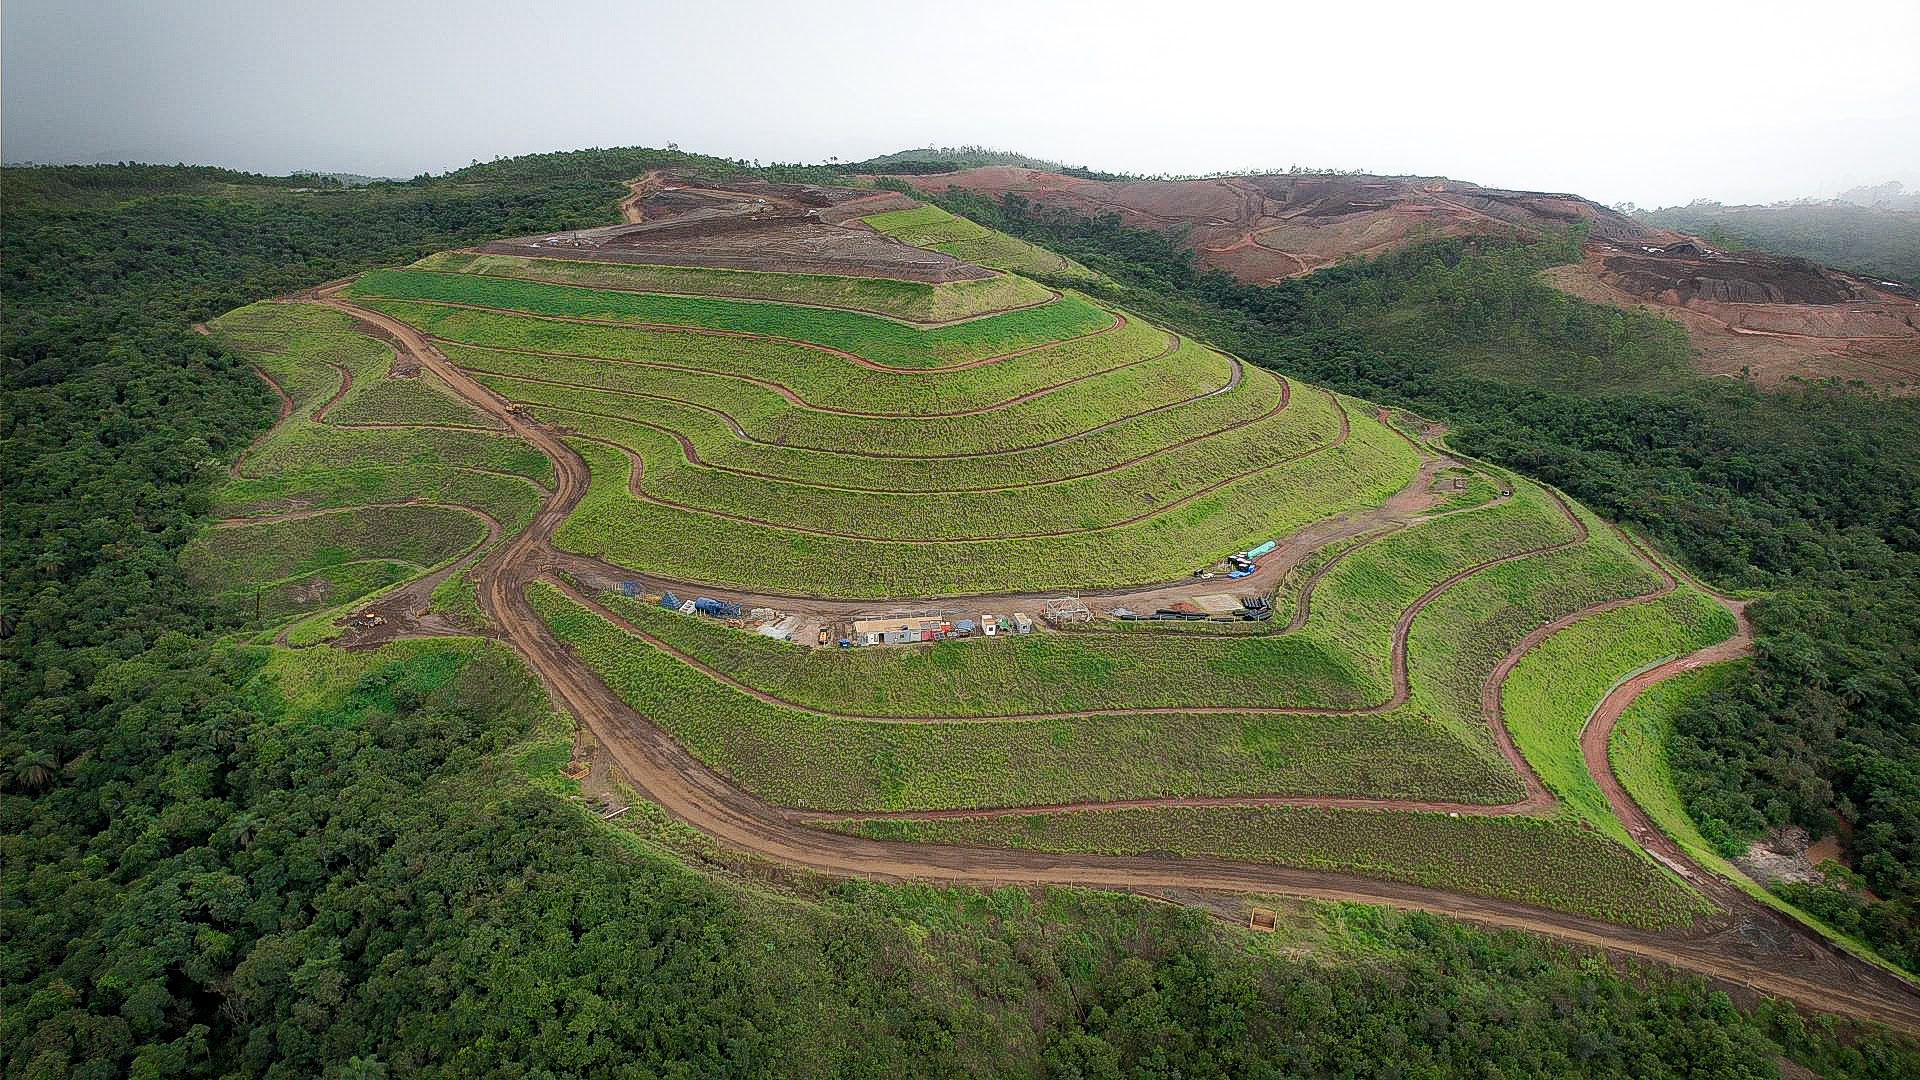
901 167 1920 388
189 175 1920 1031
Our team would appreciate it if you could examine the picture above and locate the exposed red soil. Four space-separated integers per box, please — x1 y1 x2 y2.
298 275 1920 1030
898 167 1663 281
481 172 990 283
897 168 1920 389
1545 252 1920 388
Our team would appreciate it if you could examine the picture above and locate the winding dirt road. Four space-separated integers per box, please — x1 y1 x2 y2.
307 282 1920 1031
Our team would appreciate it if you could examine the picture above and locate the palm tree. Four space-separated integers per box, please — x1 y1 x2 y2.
12 750 56 791
225 812 262 849
335 1056 388 1080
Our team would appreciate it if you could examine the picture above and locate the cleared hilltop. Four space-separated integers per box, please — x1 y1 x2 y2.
891 166 1920 388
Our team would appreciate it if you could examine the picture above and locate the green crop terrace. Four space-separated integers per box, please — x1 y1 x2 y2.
195 302 548 633
203 221 1750 934
345 264 1423 595
863 203 1109 284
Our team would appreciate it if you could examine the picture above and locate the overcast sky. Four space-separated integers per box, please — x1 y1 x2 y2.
6 0 1917 208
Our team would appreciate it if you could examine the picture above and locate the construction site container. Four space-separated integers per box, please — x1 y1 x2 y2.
1012 613 1034 634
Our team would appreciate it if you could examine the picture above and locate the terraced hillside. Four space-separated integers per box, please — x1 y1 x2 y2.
197 177 1920 1029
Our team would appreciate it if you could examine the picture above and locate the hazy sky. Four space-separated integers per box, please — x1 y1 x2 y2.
6 0 1918 208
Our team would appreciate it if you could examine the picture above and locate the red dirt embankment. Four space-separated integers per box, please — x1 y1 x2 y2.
898 167 1662 282
480 171 990 283
897 168 1920 389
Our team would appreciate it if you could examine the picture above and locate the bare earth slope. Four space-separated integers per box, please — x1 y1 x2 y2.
481 170 965 281
900 167 1920 388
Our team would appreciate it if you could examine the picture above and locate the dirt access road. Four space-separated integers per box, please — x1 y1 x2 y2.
314 282 1920 1032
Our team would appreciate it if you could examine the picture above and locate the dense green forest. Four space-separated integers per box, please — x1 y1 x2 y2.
909 185 1920 977
5 154 1920 1076
1637 202 1920 286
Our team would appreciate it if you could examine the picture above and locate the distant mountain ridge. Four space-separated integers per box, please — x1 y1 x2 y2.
1833 180 1920 211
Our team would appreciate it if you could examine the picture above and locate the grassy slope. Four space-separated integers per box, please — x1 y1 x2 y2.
346 269 1113 368
414 301 1175 416
212 304 553 491
1502 587 1737 844
198 636 1881 1077
408 250 1056 321
238 234 1729 932
831 805 1710 930
507 372 1336 541
203 303 544 631
555 405 1415 597
1398 506 1662 756
523 365 1283 491
530 583 1519 808
588 586 1381 714
1611 662 1753 877
180 504 486 592
462 333 1235 458
864 204 1109 284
